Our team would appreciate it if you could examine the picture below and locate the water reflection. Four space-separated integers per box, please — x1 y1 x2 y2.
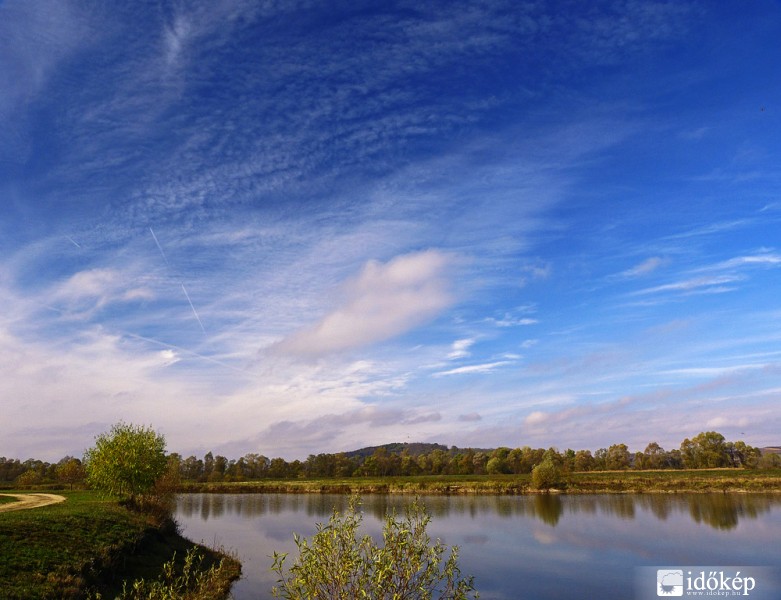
175 493 781 600
177 492 778 531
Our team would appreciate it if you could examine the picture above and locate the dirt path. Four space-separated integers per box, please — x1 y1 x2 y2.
0 493 66 513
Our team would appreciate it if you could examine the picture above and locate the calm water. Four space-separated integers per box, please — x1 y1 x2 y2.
174 493 781 599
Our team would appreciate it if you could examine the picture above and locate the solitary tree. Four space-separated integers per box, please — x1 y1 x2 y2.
83 422 167 501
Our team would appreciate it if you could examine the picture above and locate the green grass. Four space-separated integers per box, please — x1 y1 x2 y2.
0 490 239 600
0 494 19 505
178 469 781 495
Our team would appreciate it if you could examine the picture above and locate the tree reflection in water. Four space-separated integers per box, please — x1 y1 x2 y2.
176 492 777 531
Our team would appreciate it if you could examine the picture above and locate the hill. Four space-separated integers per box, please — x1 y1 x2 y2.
343 442 494 459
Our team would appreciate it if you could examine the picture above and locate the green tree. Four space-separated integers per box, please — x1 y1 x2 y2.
642 442 667 470
605 444 631 470
272 497 478 599
56 457 85 490
573 450 595 472
681 432 730 469
531 456 561 491
83 422 168 501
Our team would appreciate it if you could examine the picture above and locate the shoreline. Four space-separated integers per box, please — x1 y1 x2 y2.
174 468 781 496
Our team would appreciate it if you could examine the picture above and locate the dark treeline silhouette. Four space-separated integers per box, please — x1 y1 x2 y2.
2 431 779 487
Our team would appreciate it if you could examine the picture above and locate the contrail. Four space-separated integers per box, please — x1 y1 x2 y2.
150 226 206 334
149 227 170 267
66 236 81 248
181 282 206 334
124 332 250 374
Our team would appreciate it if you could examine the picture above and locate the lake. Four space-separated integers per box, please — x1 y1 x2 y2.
174 493 781 599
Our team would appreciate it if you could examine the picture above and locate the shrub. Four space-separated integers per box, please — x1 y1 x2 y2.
88 547 239 600
531 457 561 491
272 496 478 599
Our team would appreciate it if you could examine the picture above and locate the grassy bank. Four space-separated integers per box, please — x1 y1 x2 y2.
0 490 240 600
177 468 781 495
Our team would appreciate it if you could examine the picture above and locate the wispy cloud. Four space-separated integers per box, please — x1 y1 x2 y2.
270 250 454 357
620 256 666 278
633 274 744 296
707 252 781 271
433 360 513 378
448 338 475 360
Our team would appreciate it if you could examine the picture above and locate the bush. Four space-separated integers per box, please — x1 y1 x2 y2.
531 457 561 491
88 547 239 600
272 497 478 599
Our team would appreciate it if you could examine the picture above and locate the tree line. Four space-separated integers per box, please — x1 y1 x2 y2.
2 431 778 487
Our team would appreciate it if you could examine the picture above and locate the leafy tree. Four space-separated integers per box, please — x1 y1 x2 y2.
727 441 761 468
642 442 667 469
758 452 781 469
272 497 477 599
485 456 507 475
180 455 205 481
531 456 561 491
83 422 168 501
15 469 43 486
681 432 730 469
605 444 631 470
56 457 86 489
573 450 595 472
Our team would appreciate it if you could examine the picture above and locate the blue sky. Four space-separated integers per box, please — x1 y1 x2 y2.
2 0 780 461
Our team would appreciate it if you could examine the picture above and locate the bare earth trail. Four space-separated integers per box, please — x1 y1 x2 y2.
0 493 66 513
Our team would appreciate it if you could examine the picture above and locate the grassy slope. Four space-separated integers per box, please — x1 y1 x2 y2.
0 490 239 600
179 468 781 494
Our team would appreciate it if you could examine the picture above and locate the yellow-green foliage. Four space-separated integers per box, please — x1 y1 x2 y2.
84 422 168 500
272 496 478 599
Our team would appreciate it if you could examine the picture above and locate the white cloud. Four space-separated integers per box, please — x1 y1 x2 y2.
524 411 549 426
633 274 744 296
490 316 538 327
448 338 475 360
519 261 551 287
710 253 781 271
433 360 512 377
51 267 155 315
270 250 454 357
620 257 665 278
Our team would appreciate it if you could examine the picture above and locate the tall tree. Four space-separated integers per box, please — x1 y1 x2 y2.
83 422 168 501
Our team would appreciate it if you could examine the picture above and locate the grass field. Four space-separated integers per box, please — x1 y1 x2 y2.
0 491 239 600
178 468 781 495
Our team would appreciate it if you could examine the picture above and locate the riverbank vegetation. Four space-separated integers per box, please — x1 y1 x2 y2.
0 490 239 600
179 467 781 495
3 432 779 491
1 422 239 600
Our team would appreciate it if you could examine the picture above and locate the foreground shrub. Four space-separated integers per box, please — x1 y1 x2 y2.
88 547 239 600
272 497 478 599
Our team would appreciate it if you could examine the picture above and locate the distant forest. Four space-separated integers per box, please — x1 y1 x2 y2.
2 431 780 487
